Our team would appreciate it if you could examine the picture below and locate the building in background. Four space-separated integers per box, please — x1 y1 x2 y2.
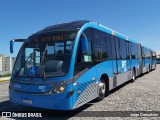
0 54 5 71
4 56 12 71
0 57 2 71
0 54 16 72
156 51 160 58
12 57 16 69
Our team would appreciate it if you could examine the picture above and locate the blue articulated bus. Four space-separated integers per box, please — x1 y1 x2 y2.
9 20 156 110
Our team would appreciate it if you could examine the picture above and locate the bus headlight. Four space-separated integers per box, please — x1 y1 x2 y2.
58 86 65 92
51 81 66 93
51 85 66 93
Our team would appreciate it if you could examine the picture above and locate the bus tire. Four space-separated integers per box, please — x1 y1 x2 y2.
96 78 106 101
131 69 136 82
154 64 156 70
147 65 150 73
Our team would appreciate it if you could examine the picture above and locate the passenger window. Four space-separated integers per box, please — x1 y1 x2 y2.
110 36 116 60
115 37 120 60
83 40 92 62
92 30 108 61
120 39 127 60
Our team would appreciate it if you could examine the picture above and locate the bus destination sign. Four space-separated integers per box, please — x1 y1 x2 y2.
34 35 70 43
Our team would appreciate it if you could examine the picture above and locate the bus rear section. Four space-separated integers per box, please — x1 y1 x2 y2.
141 46 155 73
151 51 157 69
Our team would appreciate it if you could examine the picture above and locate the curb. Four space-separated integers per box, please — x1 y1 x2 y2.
0 77 10 82
0 79 9 82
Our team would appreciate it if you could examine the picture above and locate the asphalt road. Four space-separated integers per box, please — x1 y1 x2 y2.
0 65 160 120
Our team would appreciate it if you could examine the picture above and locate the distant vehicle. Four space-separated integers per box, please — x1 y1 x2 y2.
157 58 160 64
151 51 157 67
9 20 157 110
156 52 160 64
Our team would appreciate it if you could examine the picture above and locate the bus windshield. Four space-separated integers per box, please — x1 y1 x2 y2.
13 31 77 78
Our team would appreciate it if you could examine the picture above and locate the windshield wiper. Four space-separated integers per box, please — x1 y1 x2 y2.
15 52 34 78
41 44 48 79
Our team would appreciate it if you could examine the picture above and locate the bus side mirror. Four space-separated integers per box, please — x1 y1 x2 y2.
10 39 26 53
10 40 14 53
81 37 88 54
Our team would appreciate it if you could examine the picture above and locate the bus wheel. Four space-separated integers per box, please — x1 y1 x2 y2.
154 64 156 70
131 69 136 82
96 78 106 101
147 65 150 73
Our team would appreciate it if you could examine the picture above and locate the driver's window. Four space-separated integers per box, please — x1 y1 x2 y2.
74 30 93 75
75 36 92 63
83 40 92 62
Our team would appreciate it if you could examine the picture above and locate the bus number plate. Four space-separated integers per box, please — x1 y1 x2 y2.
22 99 32 104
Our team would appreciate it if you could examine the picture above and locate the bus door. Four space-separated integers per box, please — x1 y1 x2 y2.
138 44 143 75
126 41 131 71
110 36 118 88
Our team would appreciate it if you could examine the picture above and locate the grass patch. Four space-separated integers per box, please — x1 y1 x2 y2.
0 72 11 78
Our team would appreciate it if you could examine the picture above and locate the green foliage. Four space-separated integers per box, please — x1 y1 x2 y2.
0 73 11 77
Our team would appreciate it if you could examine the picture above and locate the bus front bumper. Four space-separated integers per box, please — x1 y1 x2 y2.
9 89 73 110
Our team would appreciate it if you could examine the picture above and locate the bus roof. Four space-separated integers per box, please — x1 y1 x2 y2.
34 20 89 34
31 20 139 44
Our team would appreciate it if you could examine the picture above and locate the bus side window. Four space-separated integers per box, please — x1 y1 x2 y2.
115 37 120 60
110 36 116 60
120 39 127 60
92 30 108 62
76 41 82 63
105 36 112 60
131 43 136 59
83 40 92 62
